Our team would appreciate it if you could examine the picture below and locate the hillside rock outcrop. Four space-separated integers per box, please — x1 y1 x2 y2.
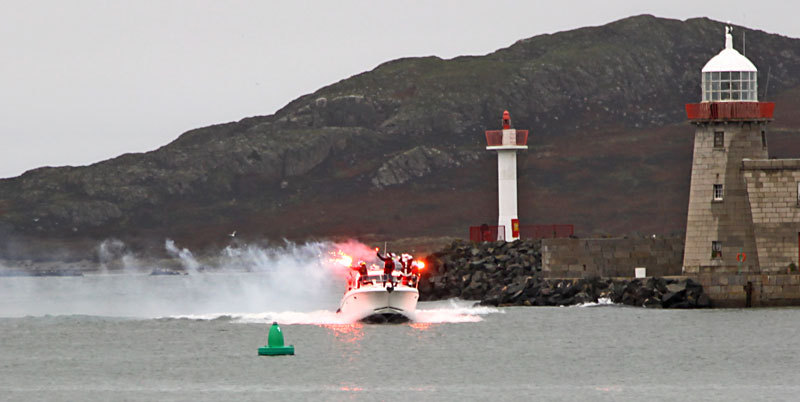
371 146 461 188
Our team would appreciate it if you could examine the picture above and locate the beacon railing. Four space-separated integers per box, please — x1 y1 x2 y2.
519 224 574 239
485 130 529 147
469 224 573 242
469 225 506 242
685 102 775 121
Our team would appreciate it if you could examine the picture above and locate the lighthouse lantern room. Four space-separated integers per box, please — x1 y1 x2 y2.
701 26 758 102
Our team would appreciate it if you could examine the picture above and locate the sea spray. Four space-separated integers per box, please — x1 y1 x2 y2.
574 297 615 307
164 239 200 274
413 299 502 324
120 253 144 273
96 238 127 273
0 239 380 318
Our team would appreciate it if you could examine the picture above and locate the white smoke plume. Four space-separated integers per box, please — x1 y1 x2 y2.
96 238 126 273
164 239 200 274
0 239 372 317
95 238 144 273
0 239 495 324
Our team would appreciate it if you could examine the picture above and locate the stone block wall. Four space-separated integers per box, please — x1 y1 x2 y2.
692 273 800 307
743 159 800 272
541 237 684 278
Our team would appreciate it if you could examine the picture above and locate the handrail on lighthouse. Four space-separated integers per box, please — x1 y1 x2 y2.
485 130 529 147
686 101 774 121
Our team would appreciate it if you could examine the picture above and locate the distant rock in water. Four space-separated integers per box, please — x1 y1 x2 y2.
0 269 83 277
150 268 186 276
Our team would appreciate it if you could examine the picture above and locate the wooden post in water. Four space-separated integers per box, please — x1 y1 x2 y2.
744 281 753 308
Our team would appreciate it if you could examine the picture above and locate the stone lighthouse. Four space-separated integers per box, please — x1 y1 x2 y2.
485 111 528 241
683 26 775 273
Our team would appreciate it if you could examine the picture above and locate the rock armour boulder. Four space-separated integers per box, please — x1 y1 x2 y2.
419 239 710 308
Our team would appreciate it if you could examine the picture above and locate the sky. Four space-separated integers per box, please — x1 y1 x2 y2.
1 0 799 179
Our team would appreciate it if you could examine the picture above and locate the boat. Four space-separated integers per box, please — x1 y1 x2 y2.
337 266 420 324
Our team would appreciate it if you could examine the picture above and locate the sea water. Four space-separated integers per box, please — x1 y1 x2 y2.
2 274 800 401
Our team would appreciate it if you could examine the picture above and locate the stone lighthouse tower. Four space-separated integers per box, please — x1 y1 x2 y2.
485 111 528 241
683 26 775 273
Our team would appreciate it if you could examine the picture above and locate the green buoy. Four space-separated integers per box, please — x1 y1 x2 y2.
258 322 294 356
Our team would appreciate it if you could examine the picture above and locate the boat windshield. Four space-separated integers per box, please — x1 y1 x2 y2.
360 275 386 284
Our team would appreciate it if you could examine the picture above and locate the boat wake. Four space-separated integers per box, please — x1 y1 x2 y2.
166 299 501 325
414 299 503 323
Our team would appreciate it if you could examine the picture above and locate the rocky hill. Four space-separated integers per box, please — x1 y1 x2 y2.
3 15 800 258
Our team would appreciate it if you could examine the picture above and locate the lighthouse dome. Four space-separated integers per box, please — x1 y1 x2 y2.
700 26 758 102
702 47 757 73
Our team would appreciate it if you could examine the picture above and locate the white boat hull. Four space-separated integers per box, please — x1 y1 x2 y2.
338 285 419 323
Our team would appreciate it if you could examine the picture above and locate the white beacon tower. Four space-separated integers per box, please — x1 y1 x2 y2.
485 111 529 241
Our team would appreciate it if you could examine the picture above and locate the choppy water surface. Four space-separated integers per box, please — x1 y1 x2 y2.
2 274 800 401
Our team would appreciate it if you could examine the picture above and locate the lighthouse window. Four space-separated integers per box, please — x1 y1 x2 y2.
714 131 724 148
713 184 724 201
712 241 723 259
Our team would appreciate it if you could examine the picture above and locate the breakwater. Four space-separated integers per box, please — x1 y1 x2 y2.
542 236 684 278
419 239 710 308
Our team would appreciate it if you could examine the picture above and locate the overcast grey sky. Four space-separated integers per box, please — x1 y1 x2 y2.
1 0 798 178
